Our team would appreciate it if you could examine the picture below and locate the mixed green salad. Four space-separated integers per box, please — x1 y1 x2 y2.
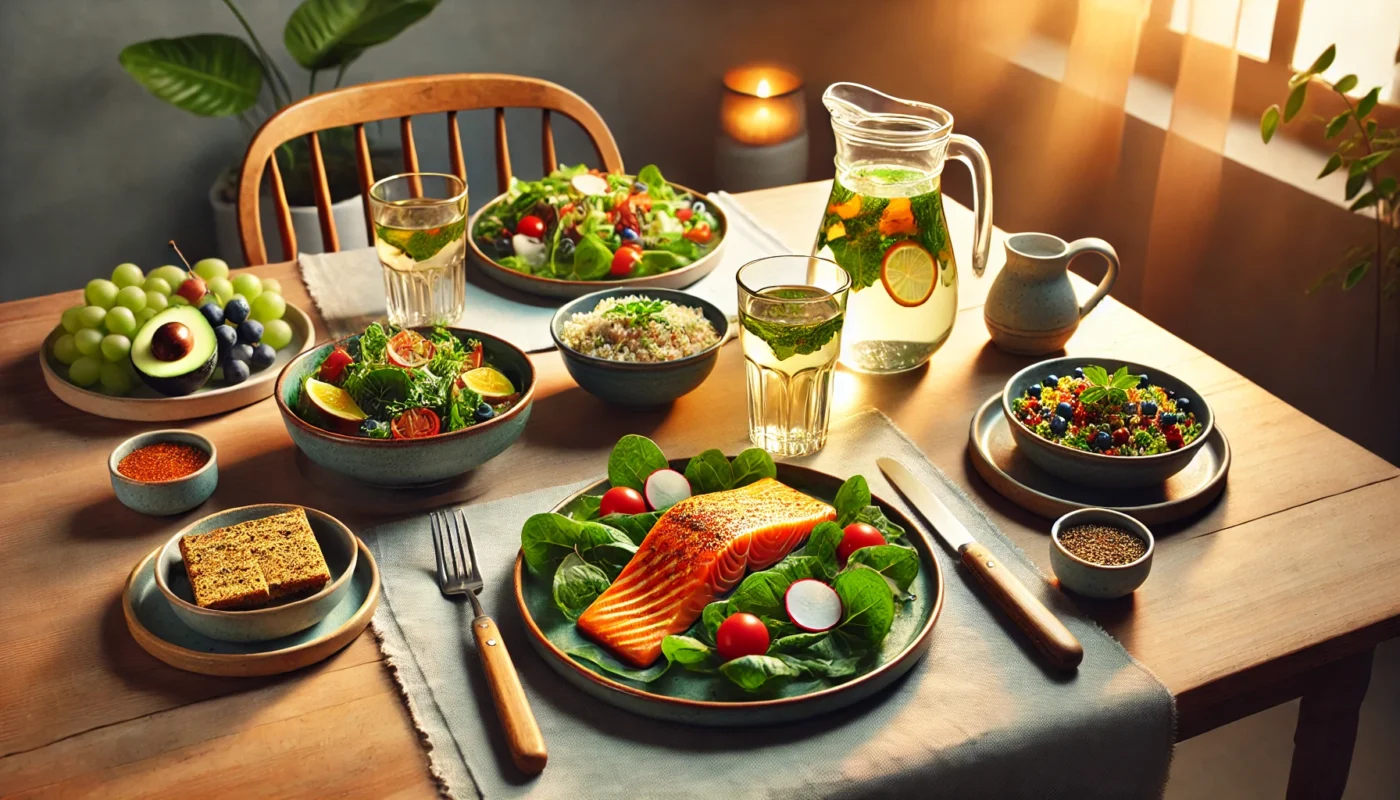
473 164 722 281
521 435 921 694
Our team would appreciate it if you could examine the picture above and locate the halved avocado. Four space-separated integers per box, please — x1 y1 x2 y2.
132 306 218 396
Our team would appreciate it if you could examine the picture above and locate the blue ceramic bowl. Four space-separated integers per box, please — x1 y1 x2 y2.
275 328 535 487
1003 356 1214 488
109 430 218 516
551 288 729 407
154 504 359 642
1050 508 1154 599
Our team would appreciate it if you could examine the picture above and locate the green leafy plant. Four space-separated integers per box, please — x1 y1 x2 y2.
119 0 442 203
1078 365 1139 406
1260 44 1399 305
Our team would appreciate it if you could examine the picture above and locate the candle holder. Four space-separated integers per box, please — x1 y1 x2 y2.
715 63 809 192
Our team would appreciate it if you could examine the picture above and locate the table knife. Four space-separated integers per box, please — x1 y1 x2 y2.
877 458 1084 670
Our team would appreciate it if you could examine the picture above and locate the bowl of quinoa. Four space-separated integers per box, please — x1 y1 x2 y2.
551 289 729 407
1002 357 1214 488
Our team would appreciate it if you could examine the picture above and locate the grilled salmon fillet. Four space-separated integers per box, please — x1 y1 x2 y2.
576 477 835 667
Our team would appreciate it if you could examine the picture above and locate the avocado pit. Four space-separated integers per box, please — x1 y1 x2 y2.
151 322 194 362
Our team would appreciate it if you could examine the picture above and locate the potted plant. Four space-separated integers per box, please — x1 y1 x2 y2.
119 0 443 263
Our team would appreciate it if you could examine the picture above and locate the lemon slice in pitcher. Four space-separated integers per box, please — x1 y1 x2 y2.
880 241 936 307
305 377 367 422
461 366 516 399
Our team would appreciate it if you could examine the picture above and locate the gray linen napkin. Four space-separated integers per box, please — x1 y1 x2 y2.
298 192 790 350
363 409 1174 799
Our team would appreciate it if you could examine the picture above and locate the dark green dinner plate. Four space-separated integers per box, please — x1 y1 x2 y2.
513 461 945 726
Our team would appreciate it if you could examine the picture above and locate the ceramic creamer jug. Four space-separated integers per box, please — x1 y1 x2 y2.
983 233 1119 355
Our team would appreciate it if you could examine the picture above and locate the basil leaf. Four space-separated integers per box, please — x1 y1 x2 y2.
770 632 830 654
660 635 717 673
718 654 801 691
833 566 896 648
567 644 670 683
729 448 776 487
804 521 845 578
572 233 613 280
551 553 611 620
844 544 920 593
854 504 906 544
834 475 871 526
520 513 636 575
599 511 661 545
684 449 733 495
1082 365 1110 386
723 556 823 619
606 434 668 492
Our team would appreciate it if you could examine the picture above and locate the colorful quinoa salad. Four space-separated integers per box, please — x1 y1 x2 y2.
1011 365 1203 456
559 295 720 363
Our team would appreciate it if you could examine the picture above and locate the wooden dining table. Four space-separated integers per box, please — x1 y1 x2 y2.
2 181 1397 799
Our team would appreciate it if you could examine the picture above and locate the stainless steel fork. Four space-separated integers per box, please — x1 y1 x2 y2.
431 508 547 775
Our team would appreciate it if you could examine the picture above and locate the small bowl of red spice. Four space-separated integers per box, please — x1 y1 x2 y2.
109 430 218 516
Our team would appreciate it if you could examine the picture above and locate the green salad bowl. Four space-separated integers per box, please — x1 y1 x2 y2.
275 328 535 487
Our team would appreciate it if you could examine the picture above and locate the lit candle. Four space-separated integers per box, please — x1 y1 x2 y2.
720 64 805 147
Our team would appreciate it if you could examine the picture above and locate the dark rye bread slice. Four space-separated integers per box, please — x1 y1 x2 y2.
179 508 332 609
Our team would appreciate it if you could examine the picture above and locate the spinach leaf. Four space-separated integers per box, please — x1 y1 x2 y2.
566 644 670 683
776 652 864 679
723 556 822 619
572 233 613 280
520 513 636 575
844 545 919 593
730 448 777 488
636 250 688 276
769 632 830 654
600 511 661 545
832 566 896 649
701 601 728 644
834 475 871 526
551 553 610 620
660 635 717 673
651 235 703 261
636 164 674 201
719 654 801 691
683 449 733 496
854 504 906 543
569 494 601 521
606 434 668 492
803 521 845 578
497 254 534 273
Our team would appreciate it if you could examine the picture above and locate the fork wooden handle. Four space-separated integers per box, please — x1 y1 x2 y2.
471 615 547 774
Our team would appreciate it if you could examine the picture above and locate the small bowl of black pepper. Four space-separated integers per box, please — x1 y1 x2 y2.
1049 508 1154 599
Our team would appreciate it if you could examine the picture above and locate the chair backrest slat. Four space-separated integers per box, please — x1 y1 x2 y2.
353 123 375 245
541 109 558 175
237 73 623 265
399 116 423 198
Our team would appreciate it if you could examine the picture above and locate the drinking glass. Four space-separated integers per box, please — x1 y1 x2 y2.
368 173 469 327
737 255 851 457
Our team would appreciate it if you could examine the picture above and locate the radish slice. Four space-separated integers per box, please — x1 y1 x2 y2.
644 468 691 511
571 173 609 196
785 579 843 633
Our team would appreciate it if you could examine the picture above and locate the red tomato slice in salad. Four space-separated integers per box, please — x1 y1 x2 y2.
319 347 354 383
467 340 484 370
610 247 641 277
683 222 711 243
391 407 440 439
387 330 436 369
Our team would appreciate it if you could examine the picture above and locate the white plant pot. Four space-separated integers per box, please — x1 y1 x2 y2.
209 179 369 266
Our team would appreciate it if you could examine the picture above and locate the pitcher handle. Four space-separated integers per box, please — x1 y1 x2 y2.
1065 237 1120 318
947 134 994 277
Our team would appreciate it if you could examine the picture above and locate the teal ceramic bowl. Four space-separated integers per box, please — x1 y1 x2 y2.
109 430 218 516
154 504 359 642
275 328 535 487
551 288 729 407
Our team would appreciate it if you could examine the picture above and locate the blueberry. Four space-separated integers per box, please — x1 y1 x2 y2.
1140 400 1158 417
222 359 250 385
1137 373 1150 389
632 180 648 193
214 324 237 355
237 319 263 344
1055 402 1073 419
1025 383 1042 398
1176 397 1191 413
360 419 390 438
1167 389 1177 399
229 343 254 364
248 342 276 371
1122 402 1139 416
620 228 639 243
1050 416 1068 435
1045 374 1059 386
1072 367 1085 380
224 297 250 325
473 402 495 423
1159 413 1176 427
1093 431 1112 450
558 237 575 257
494 235 514 257
199 302 224 327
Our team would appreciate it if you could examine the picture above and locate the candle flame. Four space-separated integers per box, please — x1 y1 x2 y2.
755 78 772 98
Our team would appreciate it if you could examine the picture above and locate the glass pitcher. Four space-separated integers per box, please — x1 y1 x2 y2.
812 83 992 373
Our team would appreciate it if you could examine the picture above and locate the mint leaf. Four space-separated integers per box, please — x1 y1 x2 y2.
740 312 844 361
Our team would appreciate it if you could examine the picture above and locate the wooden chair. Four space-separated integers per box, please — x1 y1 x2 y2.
236 73 625 265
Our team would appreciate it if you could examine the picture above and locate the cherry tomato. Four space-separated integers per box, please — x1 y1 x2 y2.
836 522 886 566
467 340 484 370
391 407 441 439
386 329 436 369
599 486 647 517
516 215 546 238
676 207 693 222
610 246 642 277
560 202 575 216
715 613 770 661
683 222 712 243
318 347 354 383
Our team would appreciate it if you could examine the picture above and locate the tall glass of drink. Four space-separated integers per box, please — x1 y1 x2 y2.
368 173 469 327
737 255 851 457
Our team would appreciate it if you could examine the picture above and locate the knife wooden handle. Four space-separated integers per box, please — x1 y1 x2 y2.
961 543 1084 670
472 615 548 774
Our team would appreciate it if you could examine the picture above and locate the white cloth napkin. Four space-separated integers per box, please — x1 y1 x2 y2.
298 192 791 352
